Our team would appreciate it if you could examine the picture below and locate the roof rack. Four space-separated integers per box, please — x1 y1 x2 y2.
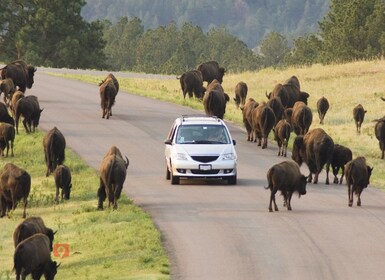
181 114 220 122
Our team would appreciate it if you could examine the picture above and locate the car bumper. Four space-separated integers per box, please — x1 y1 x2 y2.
170 160 237 178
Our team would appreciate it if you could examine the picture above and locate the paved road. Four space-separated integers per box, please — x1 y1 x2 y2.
30 70 385 280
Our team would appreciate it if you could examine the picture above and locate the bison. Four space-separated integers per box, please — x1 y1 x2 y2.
274 119 291 157
345 156 373 207
43 127 66 177
284 75 300 89
53 165 72 203
97 146 129 210
0 102 14 125
266 81 309 109
203 79 230 119
0 163 31 218
197 61 225 84
375 117 385 159
331 144 353 184
13 216 56 250
99 77 117 119
353 104 366 133
0 122 15 157
11 90 24 117
266 96 284 127
178 70 206 99
292 128 334 184
290 101 313 135
241 98 259 141
317 96 329 124
251 102 276 149
264 160 307 212
14 233 59 280
15 95 43 134
233 81 248 109
0 60 36 93
0 78 15 105
99 73 119 93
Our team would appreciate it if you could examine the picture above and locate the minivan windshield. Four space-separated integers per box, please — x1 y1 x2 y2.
176 124 230 144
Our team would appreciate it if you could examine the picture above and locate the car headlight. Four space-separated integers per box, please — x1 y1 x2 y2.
175 153 188 160
222 153 236 160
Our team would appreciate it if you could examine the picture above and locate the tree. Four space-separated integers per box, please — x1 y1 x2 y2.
284 34 322 66
259 32 290 67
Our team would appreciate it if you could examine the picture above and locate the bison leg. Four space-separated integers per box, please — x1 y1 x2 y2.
97 180 106 210
55 187 60 204
22 119 30 133
22 196 28 218
325 163 331 184
307 172 313 183
269 190 278 212
348 184 353 207
287 192 293 211
339 169 345 184
313 172 319 184
357 189 362 206
262 137 267 149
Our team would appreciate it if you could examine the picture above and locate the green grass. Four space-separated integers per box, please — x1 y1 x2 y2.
49 59 385 189
0 129 169 280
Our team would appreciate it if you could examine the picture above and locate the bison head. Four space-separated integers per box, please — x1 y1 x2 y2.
26 65 36 89
298 175 308 197
299 91 310 105
292 135 305 166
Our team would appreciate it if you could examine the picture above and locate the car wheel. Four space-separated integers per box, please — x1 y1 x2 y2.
227 174 237 185
171 170 180 185
166 166 170 180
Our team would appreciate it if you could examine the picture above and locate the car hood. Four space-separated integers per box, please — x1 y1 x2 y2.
176 144 235 156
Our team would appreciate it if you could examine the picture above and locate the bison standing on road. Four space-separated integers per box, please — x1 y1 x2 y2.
97 146 129 210
233 81 248 109
53 165 72 203
331 144 353 184
197 61 225 84
99 73 119 93
0 60 36 93
0 122 15 157
242 98 259 141
375 117 385 159
43 127 66 177
99 77 117 119
0 163 31 218
290 101 313 135
353 104 366 133
203 79 229 119
292 128 334 184
15 95 43 134
264 160 307 212
178 70 206 99
274 119 291 157
14 233 59 280
251 102 276 149
345 156 373 207
317 96 329 124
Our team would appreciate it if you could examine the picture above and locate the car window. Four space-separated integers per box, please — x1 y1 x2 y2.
176 125 230 144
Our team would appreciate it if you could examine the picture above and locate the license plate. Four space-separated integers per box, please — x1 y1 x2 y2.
199 164 212 171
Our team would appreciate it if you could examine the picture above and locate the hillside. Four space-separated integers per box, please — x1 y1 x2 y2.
81 0 330 48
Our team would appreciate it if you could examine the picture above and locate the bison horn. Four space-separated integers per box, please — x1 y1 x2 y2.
265 91 269 98
56 262 61 268
53 230 58 235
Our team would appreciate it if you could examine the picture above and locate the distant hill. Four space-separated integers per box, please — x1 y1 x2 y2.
81 0 330 48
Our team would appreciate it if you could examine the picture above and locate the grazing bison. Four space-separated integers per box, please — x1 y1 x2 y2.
97 146 129 210
251 102 276 149
99 77 117 119
178 70 206 99
331 144 353 184
0 60 36 93
0 163 31 218
274 119 291 157
0 78 15 104
203 79 230 119
290 101 313 135
242 98 259 141
13 216 55 250
14 233 59 280
233 81 248 109
353 104 366 133
266 96 284 127
53 165 72 203
345 156 373 207
264 160 307 212
266 81 309 109
292 128 334 184
0 102 14 125
43 127 66 177
317 96 329 124
197 61 225 84
375 117 385 159
0 122 15 157
15 95 43 133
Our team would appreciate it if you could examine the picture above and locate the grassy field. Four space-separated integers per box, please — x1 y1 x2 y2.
0 130 169 279
51 59 385 189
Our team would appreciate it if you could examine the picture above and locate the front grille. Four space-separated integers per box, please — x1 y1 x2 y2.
191 169 220 175
191 156 219 163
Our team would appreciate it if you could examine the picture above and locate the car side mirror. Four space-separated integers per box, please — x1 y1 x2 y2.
232 139 236 146
164 139 172 145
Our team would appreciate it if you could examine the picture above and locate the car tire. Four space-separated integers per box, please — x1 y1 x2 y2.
227 174 237 185
166 166 170 180
171 171 180 185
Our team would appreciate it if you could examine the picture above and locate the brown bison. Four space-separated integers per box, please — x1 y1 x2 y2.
99 77 117 119
264 160 307 212
0 102 14 125
375 117 385 159
242 98 259 141
233 81 248 109
0 78 15 104
345 156 373 207
15 95 43 133
274 119 291 157
0 163 31 218
99 73 119 93
197 61 225 84
97 146 129 210
317 96 329 124
353 104 366 133
53 165 72 203
11 90 24 117
13 216 56 250
0 60 36 93
331 144 353 184
178 70 206 99
251 102 276 148
43 127 66 177
0 122 15 157
14 233 59 280
290 101 313 135
266 96 284 127
284 75 301 89
203 79 230 119
266 81 309 109
292 128 334 184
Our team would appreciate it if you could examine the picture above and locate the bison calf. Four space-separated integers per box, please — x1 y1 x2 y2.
290 101 313 135
53 165 72 203
242 98 258 141
274 119 291 157
233 81 248 109
317 96 329 124
265 160 307 212
331 144 353 184
43 127 66 177
0 122 15 157
353 104 366 133
178 70 205 99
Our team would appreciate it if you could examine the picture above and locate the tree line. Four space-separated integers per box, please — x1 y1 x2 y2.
1 0 385 74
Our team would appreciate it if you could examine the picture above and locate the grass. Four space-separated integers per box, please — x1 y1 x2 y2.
0 129 169 280
49 59 385 189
